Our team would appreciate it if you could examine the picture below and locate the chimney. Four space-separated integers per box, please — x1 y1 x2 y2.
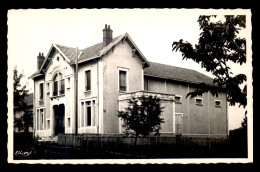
103 24 113 47
37 52 45 70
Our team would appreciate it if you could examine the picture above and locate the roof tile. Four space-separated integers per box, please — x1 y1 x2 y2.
144 62 214 86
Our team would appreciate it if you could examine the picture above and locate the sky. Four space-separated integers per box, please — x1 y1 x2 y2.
7 9 252 130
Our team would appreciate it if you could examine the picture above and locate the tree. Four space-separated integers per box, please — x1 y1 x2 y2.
117 95 164 145
172 15 247 108
13 65 32 133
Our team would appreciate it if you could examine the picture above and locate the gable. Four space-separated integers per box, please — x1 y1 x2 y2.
77 33 150 68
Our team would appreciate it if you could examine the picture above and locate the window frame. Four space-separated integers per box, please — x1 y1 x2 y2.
84 69 91 92
52 72 65 97
215 100 222 107
175 95 182 104
60 79 65 95
36 107 46 131
79 99 96 128
39 82 44 101
195 97 203 106
118 67 129 92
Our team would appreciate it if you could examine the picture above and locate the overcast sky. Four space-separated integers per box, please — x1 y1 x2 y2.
7 9 252 130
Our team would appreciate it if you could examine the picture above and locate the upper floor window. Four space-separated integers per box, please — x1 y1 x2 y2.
175 95 182 104
53 72 65 96
215 100 222 107
39 83 44 100
85 70 91 91
195 97 203 106
118 68 128 92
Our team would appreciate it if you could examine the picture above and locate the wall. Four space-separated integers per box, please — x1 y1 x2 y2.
102 41 144 134
145 76 227 137
118 91 175 134
34 49 75 138
77 60 98 134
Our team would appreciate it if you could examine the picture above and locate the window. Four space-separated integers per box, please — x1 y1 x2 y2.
81 102 84 127
53 74 58 96
60 79 65 94
39 83 44 100
85 70 91 91
195 98 203 106
53 72 64 96
215 100 221 107
80 100 96 127
86 101 91 126
175 95 182 104
36 108 45 130
119 70 127 91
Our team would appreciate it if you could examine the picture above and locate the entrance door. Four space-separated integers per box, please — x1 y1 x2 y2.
53 104 65 135
175 113 183 135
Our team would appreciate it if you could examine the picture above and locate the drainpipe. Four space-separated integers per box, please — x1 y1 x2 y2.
93 58 100 138
75 47 78 135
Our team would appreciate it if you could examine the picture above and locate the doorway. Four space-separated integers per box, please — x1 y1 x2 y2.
53 104 65 135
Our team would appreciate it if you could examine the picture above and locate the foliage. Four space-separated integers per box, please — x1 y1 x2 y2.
14 65 29 110
13 65 32 133
241 110 247 130
117 95 164 144
172 15 247 108
14 110 33 133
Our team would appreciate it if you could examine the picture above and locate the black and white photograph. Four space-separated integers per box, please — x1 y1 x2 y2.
7 9 253 164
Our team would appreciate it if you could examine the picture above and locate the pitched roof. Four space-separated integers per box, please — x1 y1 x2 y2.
54 35 124 64
28 70 42 79
55 44 77 61
78 35 123 63
30 32 150 79
144 62 214 86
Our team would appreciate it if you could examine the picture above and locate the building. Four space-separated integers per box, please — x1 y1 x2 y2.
29 25 228 139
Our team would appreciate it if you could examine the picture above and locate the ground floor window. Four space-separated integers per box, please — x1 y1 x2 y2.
80 99 96 127
36 108 46 130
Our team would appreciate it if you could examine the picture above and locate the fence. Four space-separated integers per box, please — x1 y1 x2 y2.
57 134 228 158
